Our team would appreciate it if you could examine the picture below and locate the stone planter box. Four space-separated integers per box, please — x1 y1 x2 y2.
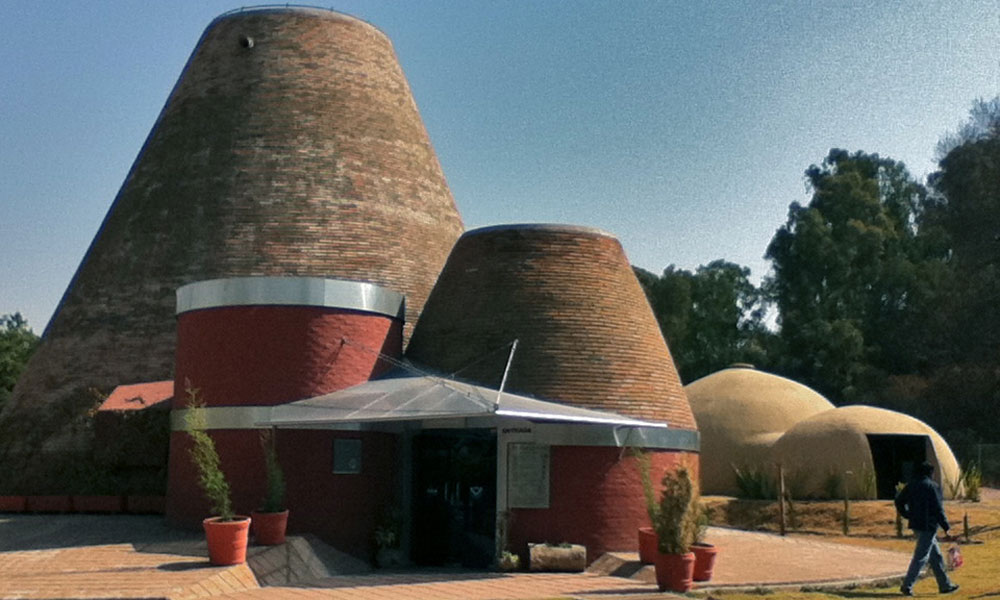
528 543 586 572
73 495 124 513
27 495 73 513
125 496 166 514
0 496 27 512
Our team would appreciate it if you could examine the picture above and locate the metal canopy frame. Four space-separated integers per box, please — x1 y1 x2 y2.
256 374 668 430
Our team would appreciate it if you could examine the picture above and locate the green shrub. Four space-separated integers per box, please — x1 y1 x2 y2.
635 450 659 524
946 473 963 499
733 463 777 500
782 466 810 500
259 429 285 513
857 464 877 499
653 465 699 554
823 469 843 499
962 462 982 502
185 388 234 520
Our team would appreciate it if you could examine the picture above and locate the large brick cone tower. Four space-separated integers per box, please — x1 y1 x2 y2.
2 7 463 490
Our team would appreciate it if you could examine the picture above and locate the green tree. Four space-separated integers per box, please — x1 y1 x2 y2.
924 97 1000 364
914 97 1000 453
0 313 40 412
764 149 941 403
636 260 771 383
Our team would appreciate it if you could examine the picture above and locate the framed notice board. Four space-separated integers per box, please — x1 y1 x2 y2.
507 443 550 508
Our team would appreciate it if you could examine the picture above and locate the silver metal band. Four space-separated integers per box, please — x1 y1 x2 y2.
171 406 698 451
176 277 405 319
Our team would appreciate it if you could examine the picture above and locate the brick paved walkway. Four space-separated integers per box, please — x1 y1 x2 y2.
0 515 911 599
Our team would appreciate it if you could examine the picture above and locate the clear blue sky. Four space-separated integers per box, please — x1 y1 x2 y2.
2 1 998 332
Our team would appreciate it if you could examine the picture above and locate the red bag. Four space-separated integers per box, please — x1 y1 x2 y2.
946 544 963 570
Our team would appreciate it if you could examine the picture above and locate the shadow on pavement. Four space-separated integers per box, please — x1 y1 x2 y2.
0 514 200 553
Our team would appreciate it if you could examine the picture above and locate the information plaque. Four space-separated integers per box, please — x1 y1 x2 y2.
507 443 550 508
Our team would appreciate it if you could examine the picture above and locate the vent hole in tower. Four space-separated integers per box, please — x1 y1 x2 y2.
240 35 254 49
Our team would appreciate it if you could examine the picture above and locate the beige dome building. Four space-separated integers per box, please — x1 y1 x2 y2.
770 405 961 499
685 366 835 495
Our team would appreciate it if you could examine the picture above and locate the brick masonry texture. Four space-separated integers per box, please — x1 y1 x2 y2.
173 305 402 409
166 428 399 561
2 8 463 470
406 225 696 428
508 447 697 562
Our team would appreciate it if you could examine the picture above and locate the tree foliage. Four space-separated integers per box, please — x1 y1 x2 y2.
636 260 771 383
634 98 1000 463
0 313 40 412
913 96 1000 452
764 149 945 403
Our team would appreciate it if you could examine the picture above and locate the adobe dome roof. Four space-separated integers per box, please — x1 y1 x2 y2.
771 405 961 499
684 366 835 494
405 224 695 428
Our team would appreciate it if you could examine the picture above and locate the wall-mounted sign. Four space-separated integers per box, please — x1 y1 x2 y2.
507 443 549 508
333 438 362 474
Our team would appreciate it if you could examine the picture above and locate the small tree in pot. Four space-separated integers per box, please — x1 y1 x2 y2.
186 387 250 565
251 428 288 545
651 465 699 592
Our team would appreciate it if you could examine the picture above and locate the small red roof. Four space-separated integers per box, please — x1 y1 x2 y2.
99 380 173 411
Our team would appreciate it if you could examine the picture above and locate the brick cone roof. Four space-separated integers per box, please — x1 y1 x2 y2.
2 8 462 473
406 224 696 428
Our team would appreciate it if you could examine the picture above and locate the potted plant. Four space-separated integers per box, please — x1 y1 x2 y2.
651 465 698 592
373 506 405 568
635 450 659 564
690 504 718 582
251 429 288 545
185 390 250 565
498 550 521 572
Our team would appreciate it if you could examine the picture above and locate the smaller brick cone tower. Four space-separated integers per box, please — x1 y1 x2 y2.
405 224 698 562
407 224 695 427
1 7 463 493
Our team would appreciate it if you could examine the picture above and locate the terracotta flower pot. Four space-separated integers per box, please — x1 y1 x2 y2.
251 510 289 545
653 551 695 592
637 527 658 564
203 516 251 565
691 542 718 581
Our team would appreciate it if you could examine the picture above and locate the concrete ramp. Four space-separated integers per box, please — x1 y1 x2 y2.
248 534 371 587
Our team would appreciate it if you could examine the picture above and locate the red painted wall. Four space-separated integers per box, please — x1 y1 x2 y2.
167 302 404 558
508 447 699 563
172 305 402 408
167 429 400 559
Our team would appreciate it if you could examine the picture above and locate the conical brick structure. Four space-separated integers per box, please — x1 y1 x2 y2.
406 224 696 428
2 7 463 487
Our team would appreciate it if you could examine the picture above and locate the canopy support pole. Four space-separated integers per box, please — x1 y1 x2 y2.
495 339 518 411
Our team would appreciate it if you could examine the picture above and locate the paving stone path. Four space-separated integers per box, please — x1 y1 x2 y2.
0 515 911 599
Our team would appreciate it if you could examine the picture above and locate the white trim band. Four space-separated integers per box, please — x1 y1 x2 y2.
176 277 405 319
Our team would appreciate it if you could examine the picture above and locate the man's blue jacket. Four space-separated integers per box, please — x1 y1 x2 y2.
894 475 950 533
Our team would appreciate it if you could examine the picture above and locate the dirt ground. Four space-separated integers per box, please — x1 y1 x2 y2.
703 487 1000 541
698 488 1000 599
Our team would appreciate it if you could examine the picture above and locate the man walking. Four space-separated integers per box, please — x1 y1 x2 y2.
894 461 959 596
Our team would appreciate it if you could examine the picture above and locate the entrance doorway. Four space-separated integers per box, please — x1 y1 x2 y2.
411 430 496 567
867 434 930 499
